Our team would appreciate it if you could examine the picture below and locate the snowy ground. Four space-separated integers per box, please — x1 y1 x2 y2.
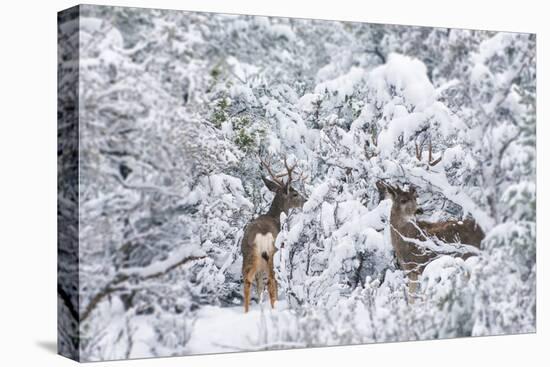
187 300 292 354
128 298 298 358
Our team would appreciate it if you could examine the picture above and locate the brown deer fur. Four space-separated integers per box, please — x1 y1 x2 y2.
377 181 484 297
241 158 306 313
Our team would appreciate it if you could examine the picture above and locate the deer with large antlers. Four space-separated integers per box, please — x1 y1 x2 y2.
377 181 484 300
241 156 307 313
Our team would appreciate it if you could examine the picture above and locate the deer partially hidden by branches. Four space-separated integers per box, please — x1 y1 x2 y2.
241 156 307 313
377 181 484 300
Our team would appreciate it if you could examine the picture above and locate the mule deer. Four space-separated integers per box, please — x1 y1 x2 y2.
377 181 484 298
241 156 306 313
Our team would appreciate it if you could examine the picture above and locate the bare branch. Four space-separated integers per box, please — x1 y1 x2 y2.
415 142 423 161
415 137 442 167
80 255 206 321
428 140 442 166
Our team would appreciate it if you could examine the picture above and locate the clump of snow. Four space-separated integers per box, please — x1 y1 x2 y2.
303 182 331 213
226 56 260 82
296 93 322 112
79 17 103 33
368 53 436 110
367 54 458 157
314 67 366 104
267 24 296 41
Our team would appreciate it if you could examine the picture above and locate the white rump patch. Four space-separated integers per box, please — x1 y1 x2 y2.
254 233 275 256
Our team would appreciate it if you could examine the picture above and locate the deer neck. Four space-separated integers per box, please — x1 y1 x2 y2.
390 208 416 231
266 195 286 229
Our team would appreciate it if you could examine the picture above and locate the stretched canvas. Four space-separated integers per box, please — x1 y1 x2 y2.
57 4 536 362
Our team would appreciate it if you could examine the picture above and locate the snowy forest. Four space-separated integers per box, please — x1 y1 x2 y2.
58 5 536 362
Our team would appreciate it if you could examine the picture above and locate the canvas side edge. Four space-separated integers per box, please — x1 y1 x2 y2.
57 5 81 362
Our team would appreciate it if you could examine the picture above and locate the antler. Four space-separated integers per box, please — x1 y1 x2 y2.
259 154 306 191
282 156 298 189
259 154 286 189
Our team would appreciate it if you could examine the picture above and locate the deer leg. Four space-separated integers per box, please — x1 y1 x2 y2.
244 278 252 313
267 265 277 309
407 271 420 304
243 266 256 313
255 272 265 303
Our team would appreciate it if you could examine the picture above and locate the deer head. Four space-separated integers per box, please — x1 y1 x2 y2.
376 181 419 219
260 155 307 215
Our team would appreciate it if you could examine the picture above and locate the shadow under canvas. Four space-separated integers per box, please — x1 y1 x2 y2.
35 340 57 355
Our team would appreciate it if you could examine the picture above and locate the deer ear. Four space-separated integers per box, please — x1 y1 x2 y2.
376 180 391 200
262 176 281 192
384 184 398 199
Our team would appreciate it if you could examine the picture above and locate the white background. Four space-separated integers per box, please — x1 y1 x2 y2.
0 0 547 365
